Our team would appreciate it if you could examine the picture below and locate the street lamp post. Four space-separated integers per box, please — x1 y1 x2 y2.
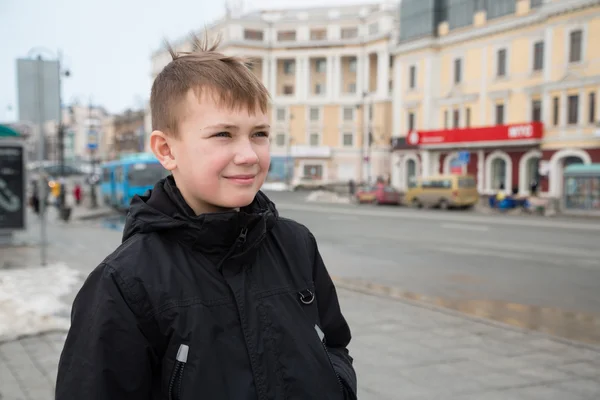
88 98 98 209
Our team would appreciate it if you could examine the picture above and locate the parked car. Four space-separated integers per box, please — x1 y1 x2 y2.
291 176 327 191
404 174 479 210
356 183 402 205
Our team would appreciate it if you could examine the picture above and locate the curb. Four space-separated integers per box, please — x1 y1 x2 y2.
74 209 116 221
332 276 600 352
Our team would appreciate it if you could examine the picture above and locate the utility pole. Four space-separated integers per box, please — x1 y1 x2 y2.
35 55 47 265
88 98 98 208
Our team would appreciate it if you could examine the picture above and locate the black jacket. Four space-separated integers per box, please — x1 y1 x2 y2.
56 176 357 400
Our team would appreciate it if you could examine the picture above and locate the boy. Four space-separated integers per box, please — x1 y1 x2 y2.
55 35 357 400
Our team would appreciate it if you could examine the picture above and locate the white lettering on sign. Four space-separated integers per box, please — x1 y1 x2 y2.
507 124 533 139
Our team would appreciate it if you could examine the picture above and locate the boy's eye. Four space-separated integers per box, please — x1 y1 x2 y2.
253 131 269 138
214 132 231 138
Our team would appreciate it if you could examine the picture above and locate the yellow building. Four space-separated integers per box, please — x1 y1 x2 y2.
150 3 398 186
390 0 600 200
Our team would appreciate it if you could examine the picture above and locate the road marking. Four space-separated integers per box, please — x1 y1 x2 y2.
276 202 600 232
441 223 490 232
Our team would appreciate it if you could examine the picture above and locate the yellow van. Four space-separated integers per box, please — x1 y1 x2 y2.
404 174 479 210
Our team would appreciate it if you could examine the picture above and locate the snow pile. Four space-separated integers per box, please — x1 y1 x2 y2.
0 263 82 341
305 190 351 204
261 182 290 192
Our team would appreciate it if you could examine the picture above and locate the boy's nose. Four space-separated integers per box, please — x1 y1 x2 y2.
233 141 259 165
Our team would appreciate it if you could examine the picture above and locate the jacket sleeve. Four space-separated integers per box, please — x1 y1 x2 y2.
55 263 154 400
310 233 358 400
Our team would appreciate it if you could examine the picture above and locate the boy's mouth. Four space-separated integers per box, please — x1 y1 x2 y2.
224 174 257 185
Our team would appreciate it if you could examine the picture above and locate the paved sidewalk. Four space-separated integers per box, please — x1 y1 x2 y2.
1 287 599 400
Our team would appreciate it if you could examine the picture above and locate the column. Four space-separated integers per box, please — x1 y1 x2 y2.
269 57 277 97
363 51 370 95
295 56 303 101
392 58 403 137
299 56 309 100
356 52 365 96
420 150 431 177
578 89 585 128
477 150 485 193
559 91 567 130
261 56 269 92
377 50 389 98
332 55 341 99
326 55 335 102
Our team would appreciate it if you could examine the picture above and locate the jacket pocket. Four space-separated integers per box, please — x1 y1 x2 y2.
169 344 189 400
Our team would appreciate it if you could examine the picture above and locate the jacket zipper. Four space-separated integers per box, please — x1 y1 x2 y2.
217 228 248 271
169 344 189 400
315 325 345 396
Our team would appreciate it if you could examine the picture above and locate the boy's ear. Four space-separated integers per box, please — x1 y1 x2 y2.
150 130 177 171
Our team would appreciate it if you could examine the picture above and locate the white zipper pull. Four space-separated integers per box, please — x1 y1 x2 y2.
176 344 189 363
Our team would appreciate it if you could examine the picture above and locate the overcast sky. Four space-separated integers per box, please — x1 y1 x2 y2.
0 0 374 122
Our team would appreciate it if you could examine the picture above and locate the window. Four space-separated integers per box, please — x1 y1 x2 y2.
553 96 559 126
389 55 394 68
283 60 295 74
533 41 544 71
244 29 263 41
408 112 415 131
316 58 326 73
369 105 373 121
409 65 416 89
275 134 286 146
277 30 296 41
589 92 596 124
497 49 507 77
454 58 462 84
343 107 354 121
349 58 357 73
368 22 379 35
314 84 323 95
569 30 582 63
341 27 358 39
453 109 460 128
348 83 356 93
310 29 326 40
495 104 505 125
342 132 353 146
276 108 286 121
444 110 449 129
309 107 320 121
309 133 320 146
568 95 579 125
531 99 542 122
127 163 168 187
303 164 323 179
283 85 294 95
466 108 471 127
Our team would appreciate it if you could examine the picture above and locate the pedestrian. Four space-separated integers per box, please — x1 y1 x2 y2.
73 183 82 206
30 181 40 215
55 35 356 400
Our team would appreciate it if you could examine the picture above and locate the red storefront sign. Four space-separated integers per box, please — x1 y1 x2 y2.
406 122 543 146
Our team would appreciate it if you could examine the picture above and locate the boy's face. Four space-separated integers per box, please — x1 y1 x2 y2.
154 89 271 214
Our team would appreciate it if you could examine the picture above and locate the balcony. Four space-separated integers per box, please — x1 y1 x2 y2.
291 145 332 158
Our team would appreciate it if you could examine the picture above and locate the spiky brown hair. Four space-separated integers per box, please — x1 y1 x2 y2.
150 32 270 135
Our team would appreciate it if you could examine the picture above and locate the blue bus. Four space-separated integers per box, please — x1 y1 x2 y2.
100 153 169 210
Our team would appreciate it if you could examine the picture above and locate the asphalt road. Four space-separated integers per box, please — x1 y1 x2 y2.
15 191 599 343
264 190 600 343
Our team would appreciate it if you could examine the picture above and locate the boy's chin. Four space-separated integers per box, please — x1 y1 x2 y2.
211 191 258 210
